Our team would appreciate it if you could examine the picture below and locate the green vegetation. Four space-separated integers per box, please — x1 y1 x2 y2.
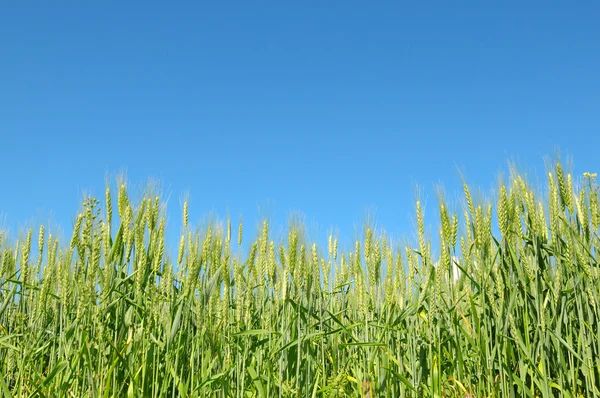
1 163 600 397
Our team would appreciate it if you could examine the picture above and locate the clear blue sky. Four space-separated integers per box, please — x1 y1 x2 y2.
1 2 599 251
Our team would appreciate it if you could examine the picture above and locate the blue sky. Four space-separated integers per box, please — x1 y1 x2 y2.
1 2 599 252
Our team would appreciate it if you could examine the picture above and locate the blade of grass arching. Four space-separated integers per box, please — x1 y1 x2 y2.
168 299 184 345
550 382 572 398
340 341 386 347
512 373 535 398
0 284 16 317
0 370 13 398
310 371 320 398
27 361 68 398
0 334 19 351
272 332 323 356
168 366 188 397
554 299 574 391
582 326 598 396
201 264 223 303
233 329 281 337
196 369 230 391
548 329 584 363
107 224 124 266
321 307 349 327
381 366 417 392
453 256 480 291
247 364 266 398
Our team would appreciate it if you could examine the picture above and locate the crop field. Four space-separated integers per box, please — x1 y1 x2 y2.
1 162 599 397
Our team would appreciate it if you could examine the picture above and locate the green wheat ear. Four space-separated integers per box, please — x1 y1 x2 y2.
416 201 426 264
22 229 32 284
556 162 569 209
439 202 450 244
450 214 458 250
117 183 128 219
463 183 475 219
226 217 231 245
36 225 45 273
105 187 112 227
183 200 189 228
498 185 509 237
177 235 185 265
566 173 574 213
590 189 599 229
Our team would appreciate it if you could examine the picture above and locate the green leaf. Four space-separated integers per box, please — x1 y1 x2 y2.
28 361 68 398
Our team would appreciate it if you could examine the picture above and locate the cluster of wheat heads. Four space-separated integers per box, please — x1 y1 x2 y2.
0 163 599 397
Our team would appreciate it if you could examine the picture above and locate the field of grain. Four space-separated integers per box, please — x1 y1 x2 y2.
1 162 599 397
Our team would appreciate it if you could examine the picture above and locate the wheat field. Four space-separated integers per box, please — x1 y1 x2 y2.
1 162 599 397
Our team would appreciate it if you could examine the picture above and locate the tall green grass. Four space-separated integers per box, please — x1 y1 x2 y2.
1 163 599 397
